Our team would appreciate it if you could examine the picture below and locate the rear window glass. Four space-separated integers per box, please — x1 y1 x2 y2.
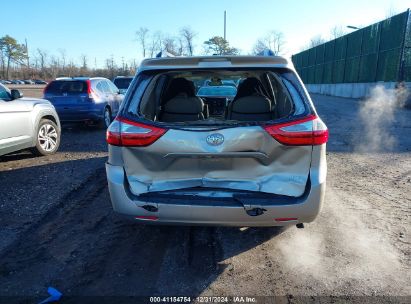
125 69 310 125
45 81 88 94
114 78 133 89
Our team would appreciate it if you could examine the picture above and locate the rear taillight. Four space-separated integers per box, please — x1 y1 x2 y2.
43 82 51 95
264 115 328 146
86 79 95 100
106 117 167 147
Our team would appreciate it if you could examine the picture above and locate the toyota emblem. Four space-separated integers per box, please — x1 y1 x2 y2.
206 133 224 146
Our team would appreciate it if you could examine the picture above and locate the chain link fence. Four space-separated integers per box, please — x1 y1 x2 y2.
292 10 410 84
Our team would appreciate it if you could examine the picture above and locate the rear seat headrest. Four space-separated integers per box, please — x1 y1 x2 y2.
231 95 271 114
163 78 196 101
234 77 267 101
163 95 204 114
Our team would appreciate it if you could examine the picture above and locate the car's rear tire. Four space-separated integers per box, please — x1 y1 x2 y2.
31 119 60 156
103 107 112 128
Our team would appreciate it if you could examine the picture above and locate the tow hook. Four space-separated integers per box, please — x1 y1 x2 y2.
296 223 304 229
243 205 267 216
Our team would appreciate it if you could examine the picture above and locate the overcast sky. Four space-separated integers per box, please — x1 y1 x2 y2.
1 0 410 67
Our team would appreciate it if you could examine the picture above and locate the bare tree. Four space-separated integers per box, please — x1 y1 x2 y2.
105 54 116 79
330 25 346 39
36 48 48 76
180 27 196 56
80 54 87 70
310 35 326 47
135 27 149 57
67 60 76 77
58 48 66 72
50 55 60 79
252 31 285 55
177 37 185 56
162 36 178 55
301 35 326 51
148 31 163 57
129 59 138 73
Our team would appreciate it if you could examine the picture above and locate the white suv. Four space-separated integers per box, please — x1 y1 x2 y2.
0 83 61 157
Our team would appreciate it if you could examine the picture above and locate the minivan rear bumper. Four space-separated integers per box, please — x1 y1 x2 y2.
105 163 326 227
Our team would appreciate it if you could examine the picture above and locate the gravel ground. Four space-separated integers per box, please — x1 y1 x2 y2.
7 84 45 99
0 93 409 303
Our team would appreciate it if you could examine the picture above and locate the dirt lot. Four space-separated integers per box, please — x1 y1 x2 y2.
0 93 410 303
7 84 45 99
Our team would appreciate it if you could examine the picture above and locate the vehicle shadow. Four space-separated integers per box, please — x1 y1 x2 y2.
136 224 287 296
56 218 288 298
0 150 37 163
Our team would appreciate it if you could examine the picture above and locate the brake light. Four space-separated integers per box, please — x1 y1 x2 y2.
85 79 96 100
86 80 92 94
106 117 167 147
43 82 51 94
264 115 328 146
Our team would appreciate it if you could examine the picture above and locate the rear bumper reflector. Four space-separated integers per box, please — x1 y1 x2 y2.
275 218 298 222
135 215 159 221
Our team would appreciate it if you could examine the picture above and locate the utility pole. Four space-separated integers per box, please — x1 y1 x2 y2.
224 10 227 40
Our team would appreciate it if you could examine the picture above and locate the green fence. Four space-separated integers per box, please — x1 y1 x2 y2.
292 10 410 84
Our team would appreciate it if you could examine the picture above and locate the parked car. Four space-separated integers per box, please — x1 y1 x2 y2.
113 76 133 94
34 79 48 85
43 77 123 127
0 83 61 157
23 80 35 85
12 80 25 84
105 54 329 226
0 80 11 85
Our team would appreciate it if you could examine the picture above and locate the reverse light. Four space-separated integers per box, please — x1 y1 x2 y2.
106 117 167 147
264 115 328 146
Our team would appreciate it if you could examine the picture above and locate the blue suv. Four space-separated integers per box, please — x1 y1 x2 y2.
43 77 123 127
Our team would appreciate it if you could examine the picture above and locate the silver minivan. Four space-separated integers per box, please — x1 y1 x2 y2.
105 55 328 226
